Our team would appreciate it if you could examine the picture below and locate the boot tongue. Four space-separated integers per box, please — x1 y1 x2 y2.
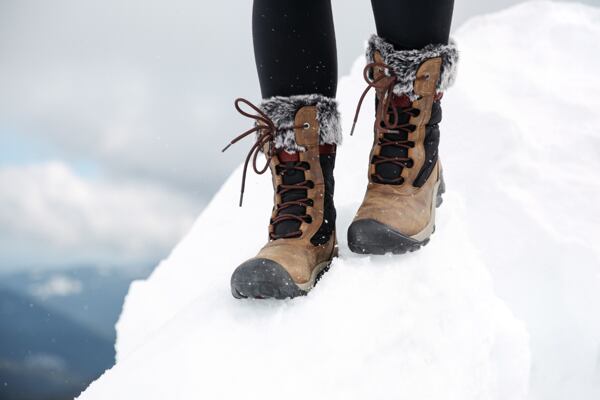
272 152 308 239
376 94 412 183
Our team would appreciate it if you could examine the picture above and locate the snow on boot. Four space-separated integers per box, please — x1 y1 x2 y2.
348 35 458 255
225 96 342 299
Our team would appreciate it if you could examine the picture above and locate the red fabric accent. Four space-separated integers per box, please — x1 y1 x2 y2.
392 94 412 108
278 151 299 162
278 144 336 162
434 92 444 101
319 143 337 154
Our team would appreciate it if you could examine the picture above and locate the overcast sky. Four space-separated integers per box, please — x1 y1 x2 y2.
0 0 594 271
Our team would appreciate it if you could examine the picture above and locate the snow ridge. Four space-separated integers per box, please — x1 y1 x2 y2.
80 2 600 399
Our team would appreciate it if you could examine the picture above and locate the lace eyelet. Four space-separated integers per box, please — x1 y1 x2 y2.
307 181 315 189
305 215 313 224
303 122 311 130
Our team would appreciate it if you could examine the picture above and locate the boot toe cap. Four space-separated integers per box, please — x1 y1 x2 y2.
230 258 306 299
347 219 428 255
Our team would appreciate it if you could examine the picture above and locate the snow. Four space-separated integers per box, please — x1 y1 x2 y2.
79 2 600 399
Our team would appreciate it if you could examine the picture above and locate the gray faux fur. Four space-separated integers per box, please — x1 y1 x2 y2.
259 94 342 153
366 34 459 100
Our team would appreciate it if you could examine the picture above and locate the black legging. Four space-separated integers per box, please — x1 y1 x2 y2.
253 0 454 99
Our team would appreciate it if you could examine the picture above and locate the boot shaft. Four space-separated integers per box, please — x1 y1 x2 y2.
265 104 337 245
364 35 458 192
224 94 340 245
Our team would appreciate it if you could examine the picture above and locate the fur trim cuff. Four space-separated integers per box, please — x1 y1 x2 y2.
259 94 342 153
366 35 459 100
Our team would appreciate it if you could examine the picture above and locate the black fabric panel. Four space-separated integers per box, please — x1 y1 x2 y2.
311 153 337 246
272 154 336 245
414 101 442 187
272 162 308 238
373 97 411 184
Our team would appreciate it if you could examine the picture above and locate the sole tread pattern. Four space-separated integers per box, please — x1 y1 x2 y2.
231 259 333 300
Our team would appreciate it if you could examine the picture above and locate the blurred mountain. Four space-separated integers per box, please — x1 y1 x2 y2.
0 288 112 400
1 266 152 340
0 266 152 400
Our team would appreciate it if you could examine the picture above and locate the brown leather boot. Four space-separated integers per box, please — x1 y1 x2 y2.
348 35 458 254
225 95 342 299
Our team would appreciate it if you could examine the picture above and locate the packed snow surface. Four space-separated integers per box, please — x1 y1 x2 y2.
80 2 600 399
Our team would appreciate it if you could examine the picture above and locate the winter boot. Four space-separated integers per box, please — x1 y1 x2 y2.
225 95 342 299
347 35 458 254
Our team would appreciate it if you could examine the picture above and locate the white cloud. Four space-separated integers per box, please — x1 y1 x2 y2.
30 275 83 299
0 0 378 198
0 0 259 196
0 162 199 271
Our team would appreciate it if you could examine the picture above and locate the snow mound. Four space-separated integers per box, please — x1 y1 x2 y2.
80 2 600 399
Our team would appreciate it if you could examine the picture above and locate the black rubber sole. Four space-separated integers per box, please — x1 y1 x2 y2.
231 258 332 300
347 219 432 255
347 178 445 255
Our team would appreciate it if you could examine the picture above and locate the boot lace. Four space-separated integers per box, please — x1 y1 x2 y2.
351 62 421 184
270 161 314 240
223 98 312 239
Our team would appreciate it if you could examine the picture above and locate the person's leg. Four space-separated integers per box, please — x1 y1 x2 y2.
370 0 454 49
229 0 341 299
252 0 337 98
